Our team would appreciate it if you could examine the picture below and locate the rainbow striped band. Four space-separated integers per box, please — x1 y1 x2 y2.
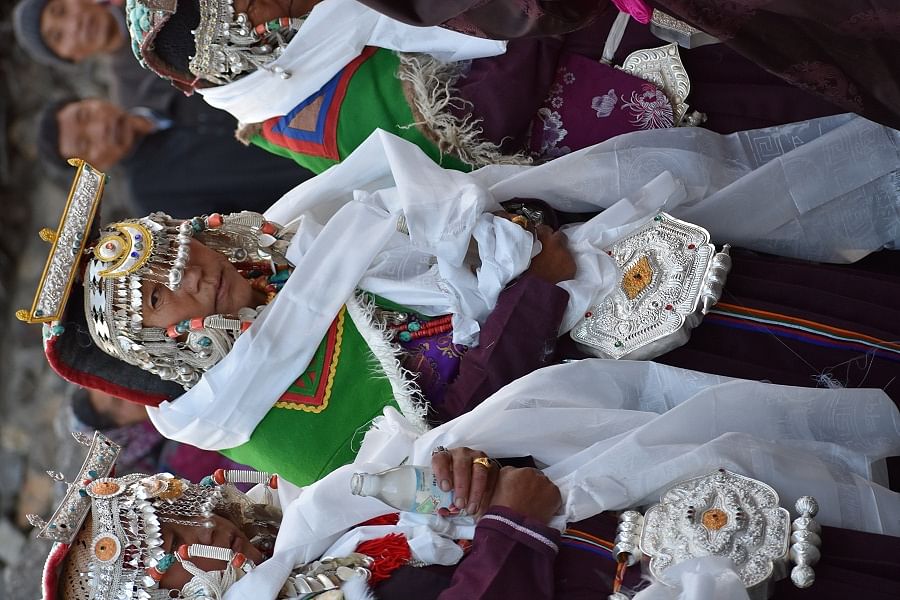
707 302 900 361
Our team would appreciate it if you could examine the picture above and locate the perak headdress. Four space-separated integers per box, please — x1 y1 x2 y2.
125 0 304 89
18 159 291 401
33 432 280 600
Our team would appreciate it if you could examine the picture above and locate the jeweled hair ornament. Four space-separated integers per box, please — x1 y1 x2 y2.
34 432 278 600
83 210 290 388
16 158 105 325
126 0 304 88
19 159 292 391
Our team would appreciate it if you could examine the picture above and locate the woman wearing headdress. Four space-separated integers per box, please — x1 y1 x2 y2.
21 119 900 489
33 356 900 600
122 0 845 174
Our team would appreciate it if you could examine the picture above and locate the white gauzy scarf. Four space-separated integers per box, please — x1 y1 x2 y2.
197 0 506 123
149 116 900 452
223 359 900 600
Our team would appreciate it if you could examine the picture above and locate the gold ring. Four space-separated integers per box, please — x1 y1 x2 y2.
473 457 491 469
511 215 529 229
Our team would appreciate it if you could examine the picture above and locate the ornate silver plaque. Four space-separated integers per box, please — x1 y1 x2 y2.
570 213 730 360
640 469 790 590
612 472 822 599
620 43 692 125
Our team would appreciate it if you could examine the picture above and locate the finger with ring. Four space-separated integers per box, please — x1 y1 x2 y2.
473 457 492 469
431 445 449 456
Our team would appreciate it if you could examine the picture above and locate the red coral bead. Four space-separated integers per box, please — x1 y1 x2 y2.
260 222 276 235
213 469 227 485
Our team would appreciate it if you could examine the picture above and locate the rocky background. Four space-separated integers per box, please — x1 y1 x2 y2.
0 1 134 596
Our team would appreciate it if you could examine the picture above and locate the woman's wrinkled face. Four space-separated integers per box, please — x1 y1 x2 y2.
159 514 265 590
40 0 122 62
141 239 261 328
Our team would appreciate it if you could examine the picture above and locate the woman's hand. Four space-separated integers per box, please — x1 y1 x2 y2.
431 446 498 517
527 225 577 284
490 466 561 525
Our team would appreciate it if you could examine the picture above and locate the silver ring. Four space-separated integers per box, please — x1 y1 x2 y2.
431 445 449 456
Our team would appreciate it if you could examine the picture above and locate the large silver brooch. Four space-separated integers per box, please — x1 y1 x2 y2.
612 469 821 599
571 212 731 360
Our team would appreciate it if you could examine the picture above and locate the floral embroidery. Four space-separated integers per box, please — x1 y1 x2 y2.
620 84 674 129
591 89 618 118
542 144 572 159
533 65 578 158
536 108 568 156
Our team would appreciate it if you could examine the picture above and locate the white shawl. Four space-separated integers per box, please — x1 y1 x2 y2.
223 359 900 600
149 116 900 451
197 0 506 123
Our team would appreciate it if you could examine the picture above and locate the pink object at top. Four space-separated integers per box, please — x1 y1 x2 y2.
611 0 652 23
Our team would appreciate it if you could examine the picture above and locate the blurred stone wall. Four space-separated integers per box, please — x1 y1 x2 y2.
0 1 133 596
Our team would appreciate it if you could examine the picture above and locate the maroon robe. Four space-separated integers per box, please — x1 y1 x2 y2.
374 506 900 599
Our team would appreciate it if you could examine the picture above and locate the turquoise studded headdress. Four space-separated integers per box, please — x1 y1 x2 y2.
125 0 304 89
31 432 224 600
19 160 292 396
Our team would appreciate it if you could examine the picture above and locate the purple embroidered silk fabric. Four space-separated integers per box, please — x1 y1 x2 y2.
529 53 674 159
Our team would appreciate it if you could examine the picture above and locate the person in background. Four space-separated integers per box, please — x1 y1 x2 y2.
69 387 249 482
15 0 310 216
36 96 305 217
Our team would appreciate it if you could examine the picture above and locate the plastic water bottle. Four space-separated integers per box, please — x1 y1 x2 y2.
350 466 454 514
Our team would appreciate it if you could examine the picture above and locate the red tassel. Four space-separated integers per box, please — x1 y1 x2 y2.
354 533 411 585
357 513 400 527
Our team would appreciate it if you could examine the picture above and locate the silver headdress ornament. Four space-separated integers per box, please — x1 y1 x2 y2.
126 0 305 86
31 432 232 600
190 0 305 84
19 159 293 389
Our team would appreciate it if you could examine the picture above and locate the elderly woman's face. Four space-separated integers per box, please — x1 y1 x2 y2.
141 239 261 328
40 0 122 62
159 514 265 590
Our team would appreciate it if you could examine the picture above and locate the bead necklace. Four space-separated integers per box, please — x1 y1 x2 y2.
391 314 453 342
238 262 293 304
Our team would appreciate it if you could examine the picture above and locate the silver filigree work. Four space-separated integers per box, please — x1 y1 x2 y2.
32 432 120 543
620 43 692 125
639 469 791 590
18 161 104 324
570 213 731 360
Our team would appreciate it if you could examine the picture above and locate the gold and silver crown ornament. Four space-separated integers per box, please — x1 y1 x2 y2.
16 159 106 325
30 432 225 600
17 159 293 389
609 469 821 600
570 212 731 360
